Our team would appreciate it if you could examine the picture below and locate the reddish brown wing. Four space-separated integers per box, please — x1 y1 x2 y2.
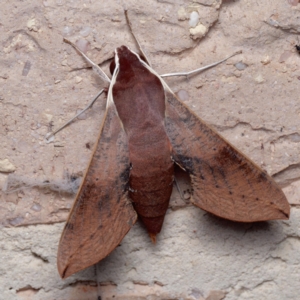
164 90 290 222
57 103 137 278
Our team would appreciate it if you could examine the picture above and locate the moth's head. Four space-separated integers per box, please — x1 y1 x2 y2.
109 45 148 76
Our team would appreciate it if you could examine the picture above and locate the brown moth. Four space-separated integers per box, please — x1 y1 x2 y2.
56 20 290 279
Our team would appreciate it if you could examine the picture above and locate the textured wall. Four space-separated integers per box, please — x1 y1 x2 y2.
1 0 300 299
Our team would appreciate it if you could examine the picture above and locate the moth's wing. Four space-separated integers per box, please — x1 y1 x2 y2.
164 89 290 222
57 102 137 279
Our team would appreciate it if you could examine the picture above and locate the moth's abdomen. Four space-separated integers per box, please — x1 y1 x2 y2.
129 136 174 241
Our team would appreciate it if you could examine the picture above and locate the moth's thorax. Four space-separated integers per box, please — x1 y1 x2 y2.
112 46 166 145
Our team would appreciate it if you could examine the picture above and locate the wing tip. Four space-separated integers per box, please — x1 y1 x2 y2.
57 261 68 279
57 261 83 279
57 252 77 279
278 207 290 220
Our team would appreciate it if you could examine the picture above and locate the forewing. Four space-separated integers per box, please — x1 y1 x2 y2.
57 103 137 278
164 90 290 222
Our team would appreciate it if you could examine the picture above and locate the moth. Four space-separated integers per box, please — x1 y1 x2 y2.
56 13 290 279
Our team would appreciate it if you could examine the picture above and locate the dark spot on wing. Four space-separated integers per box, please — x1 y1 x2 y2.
216 146 242 166
98 193 110 211
258 172 267 181
120 166 130 181
119 166 130 192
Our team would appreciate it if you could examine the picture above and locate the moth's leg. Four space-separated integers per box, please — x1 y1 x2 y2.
124 10 152 67
46 88 104 140
174 177 184 199
63 38 111 83
161 50 242 78
173 164 193 202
